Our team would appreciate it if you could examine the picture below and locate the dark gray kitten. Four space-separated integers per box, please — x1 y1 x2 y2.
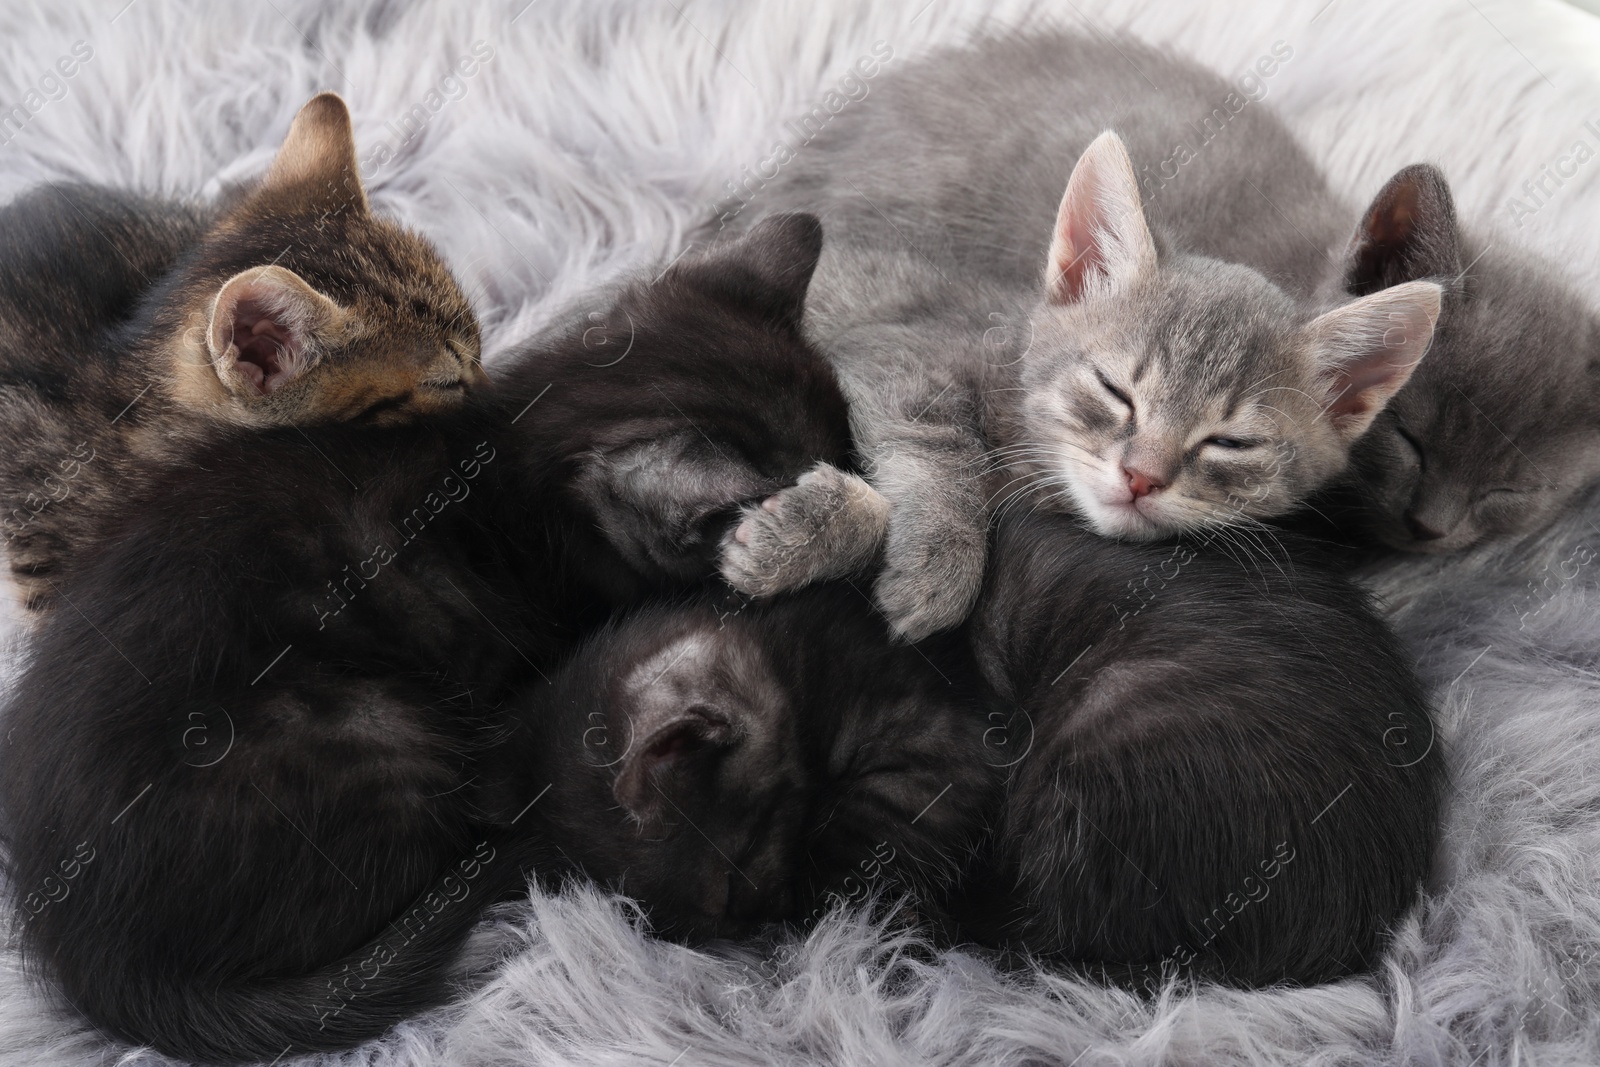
484 585 996 943
1327 166 1600 553
716 31 1444 639
506 512 1441 986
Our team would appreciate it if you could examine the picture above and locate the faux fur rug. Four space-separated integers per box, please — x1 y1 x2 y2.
2 1 1599 1063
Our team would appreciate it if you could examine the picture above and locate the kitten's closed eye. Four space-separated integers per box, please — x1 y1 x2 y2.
1203 437 1256 450
1474 485 1544 505
351 393 415 423
1097 371 1133 410
1394 425 1424 465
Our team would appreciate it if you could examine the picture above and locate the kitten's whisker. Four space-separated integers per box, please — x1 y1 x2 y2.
973 445 1068 470
992 473 1058 521
1225 521 1289 583
1245 386 1324 408
987 471 1051 511
1019 479 1073 524
1240 367 1295 394
995 469 1074 523
1249 402 1312 429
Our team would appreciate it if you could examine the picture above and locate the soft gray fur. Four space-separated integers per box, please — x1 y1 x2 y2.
716 31 1442 639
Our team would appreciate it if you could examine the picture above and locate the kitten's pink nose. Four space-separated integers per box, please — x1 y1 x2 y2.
1124 466 1165 499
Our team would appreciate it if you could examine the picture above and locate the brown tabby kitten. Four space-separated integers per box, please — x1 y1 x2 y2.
0 93 484 613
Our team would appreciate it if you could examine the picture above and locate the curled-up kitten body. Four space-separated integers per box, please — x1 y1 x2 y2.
715 32 1442 638
486 584 996 944
0 92 484 613
958 511 1444 985
0 415 556 1067
0 216 859 1064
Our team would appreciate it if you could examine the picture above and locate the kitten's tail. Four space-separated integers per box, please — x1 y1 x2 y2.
85 832 561 1066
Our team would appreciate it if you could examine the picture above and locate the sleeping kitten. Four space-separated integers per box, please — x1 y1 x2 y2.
716 32 1444 639
516 513 1441 987
0 214 851 1064
491 213 855 606
1322 166 1600 553
0 92 484 613
484 584 996 943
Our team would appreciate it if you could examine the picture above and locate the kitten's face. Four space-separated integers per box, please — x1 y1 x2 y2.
1012 133 1441 541
527 611 811 942
1018 265 1338 539
168 94 486 428
1344 253 1600 553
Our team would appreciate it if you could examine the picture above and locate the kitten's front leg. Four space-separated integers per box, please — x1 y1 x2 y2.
720 462 889 597
717 440 989 641
867 430 990 642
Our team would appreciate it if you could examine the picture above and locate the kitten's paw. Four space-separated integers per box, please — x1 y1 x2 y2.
873 510 987 642
720 463 889 597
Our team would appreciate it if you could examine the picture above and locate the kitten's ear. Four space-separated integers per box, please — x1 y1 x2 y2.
259 92 369 216
613 703 736 824
676 213 824 329
1343 164 1462 295
1304 280 1444 443
1046 131 1158 305
206 266 354 398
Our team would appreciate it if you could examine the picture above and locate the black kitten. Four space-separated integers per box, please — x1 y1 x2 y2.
0 214 850 1064
485 583 996 943
958 511 1443 986
491 213 853 606
513 514 1442 988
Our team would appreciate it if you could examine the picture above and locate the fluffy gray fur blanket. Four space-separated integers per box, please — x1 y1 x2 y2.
1 1 1598 1063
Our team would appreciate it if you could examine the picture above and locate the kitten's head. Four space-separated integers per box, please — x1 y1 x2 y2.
519 214 852 591
1332 165 1600 552
510 604 810 942
1012 133 1443 540
165 93 485 427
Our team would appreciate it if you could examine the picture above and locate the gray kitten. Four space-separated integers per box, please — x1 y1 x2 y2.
1329 165 1600 553
715 31 1442 639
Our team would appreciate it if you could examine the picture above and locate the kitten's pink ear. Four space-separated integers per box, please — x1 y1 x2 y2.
1304 280 1444 443
259 92 368 215
205 266 352 398
612 705 735 823
1046 131 1158 305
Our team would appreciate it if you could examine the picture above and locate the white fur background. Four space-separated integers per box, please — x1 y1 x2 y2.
1 1 1598 1063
